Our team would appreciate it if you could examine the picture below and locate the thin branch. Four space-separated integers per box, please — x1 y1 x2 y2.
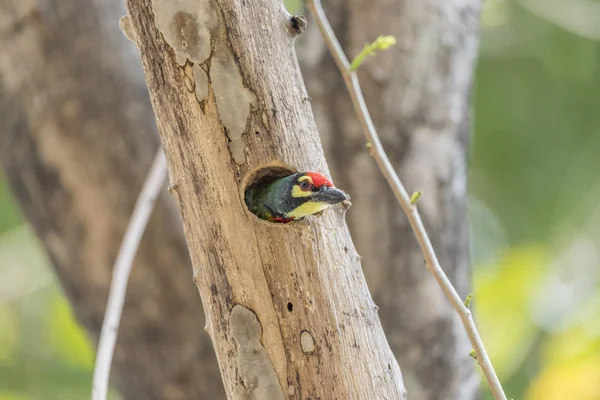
305 1 507 399
92 149 168 400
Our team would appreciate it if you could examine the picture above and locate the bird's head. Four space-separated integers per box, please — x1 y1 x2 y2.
281 172 348 221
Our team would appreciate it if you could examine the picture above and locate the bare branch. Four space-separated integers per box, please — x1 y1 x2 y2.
92 149 168 400
305 1 507 399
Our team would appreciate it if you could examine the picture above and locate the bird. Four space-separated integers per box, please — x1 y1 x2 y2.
245 172 348 223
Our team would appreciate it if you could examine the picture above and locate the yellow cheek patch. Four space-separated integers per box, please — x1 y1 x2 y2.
287 201 330 219
292 184 312 198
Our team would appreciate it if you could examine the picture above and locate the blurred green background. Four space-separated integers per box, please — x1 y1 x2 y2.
1 0 599 399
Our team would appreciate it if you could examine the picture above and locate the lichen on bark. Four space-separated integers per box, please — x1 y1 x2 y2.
151 0 256 164
230 305 285 400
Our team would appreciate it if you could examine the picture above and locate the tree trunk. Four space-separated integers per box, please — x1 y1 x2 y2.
0 0 224 398
299 0 482 398
125 0 406 398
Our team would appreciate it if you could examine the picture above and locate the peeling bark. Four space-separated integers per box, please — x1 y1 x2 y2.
230 305 285 400
0 0 224 398
125 0 407 397
299 0 482 399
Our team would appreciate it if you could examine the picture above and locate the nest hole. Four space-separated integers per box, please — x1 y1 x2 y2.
242 164 297 222
244 166 295 192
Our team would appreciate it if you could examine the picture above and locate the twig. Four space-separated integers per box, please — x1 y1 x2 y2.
92 149 168 400
305 1 507 399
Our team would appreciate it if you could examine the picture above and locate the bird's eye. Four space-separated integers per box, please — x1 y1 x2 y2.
299 180 313 191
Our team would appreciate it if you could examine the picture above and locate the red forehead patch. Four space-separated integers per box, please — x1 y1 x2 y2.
305 172 333 188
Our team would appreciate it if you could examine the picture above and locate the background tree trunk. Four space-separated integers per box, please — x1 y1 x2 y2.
125 0 406 398
299 0 482 398
0 0 225 398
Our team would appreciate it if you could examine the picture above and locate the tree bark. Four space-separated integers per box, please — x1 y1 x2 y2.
125 0 406 398
0 0 224 398
299 0 482 399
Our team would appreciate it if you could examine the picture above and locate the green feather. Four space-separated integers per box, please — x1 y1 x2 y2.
245 175 295 222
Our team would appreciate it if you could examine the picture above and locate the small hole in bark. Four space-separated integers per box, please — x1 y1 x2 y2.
287 302 293 312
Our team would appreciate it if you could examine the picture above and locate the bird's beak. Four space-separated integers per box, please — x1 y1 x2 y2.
313 186 348 204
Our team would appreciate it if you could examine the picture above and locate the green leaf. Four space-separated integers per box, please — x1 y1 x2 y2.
410 191 423 205
464 293 473 308
350 36 396 71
